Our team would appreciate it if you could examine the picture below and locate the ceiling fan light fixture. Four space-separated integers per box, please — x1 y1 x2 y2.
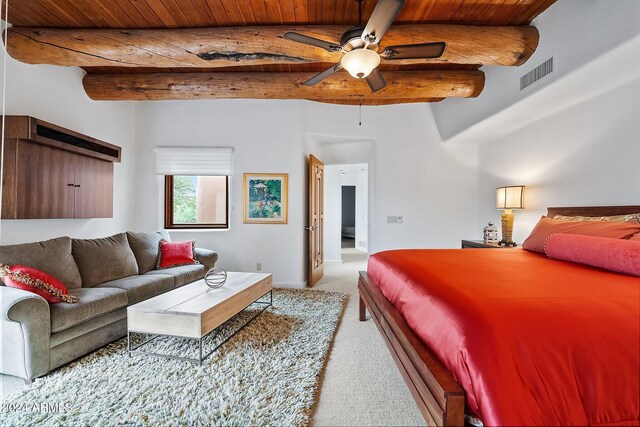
341 48 381 79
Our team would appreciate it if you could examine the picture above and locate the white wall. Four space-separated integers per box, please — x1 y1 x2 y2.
476 75 640 244
133 100 307 287
355 171 368 252
430 2 640 243
304 102 479 254
0 44 137 244
323 165 343 263
133 100 479 287
340 166 368 252
432 0 640 142
323 163 368 262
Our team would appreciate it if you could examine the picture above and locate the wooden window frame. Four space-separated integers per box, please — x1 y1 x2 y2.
164 175 229 229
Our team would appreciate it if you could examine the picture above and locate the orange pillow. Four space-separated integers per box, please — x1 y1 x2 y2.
522 216 640 253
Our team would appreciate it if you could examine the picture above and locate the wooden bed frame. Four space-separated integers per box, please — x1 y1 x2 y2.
358 205 640 426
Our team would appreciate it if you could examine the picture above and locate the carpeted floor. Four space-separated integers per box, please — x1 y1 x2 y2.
311 249 425 426
0 289 346 426
1 251 425 426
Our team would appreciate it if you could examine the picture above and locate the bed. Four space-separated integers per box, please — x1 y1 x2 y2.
358 206 640 426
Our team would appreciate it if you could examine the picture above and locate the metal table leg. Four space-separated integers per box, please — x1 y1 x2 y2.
128 288 274 365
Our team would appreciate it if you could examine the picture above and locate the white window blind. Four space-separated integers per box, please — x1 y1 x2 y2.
153 147 233 176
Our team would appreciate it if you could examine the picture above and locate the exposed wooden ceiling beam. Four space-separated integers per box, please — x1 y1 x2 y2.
82 70 485 102
7 25 538 69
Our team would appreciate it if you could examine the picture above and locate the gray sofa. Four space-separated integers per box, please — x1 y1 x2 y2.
0 230 217 381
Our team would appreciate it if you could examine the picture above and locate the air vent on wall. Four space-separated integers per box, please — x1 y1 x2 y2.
520 56 554 90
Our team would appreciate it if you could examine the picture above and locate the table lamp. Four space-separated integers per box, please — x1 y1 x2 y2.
496 186 525 246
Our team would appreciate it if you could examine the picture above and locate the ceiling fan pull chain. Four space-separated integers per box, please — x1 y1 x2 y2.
359 103 362 126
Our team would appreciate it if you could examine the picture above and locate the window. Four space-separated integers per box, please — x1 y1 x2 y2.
164 175 229 229
155 147 232 229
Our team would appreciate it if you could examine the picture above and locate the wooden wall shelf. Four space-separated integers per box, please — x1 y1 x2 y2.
1 116 121 219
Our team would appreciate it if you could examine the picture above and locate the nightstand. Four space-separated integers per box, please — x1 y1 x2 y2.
461 240 516 249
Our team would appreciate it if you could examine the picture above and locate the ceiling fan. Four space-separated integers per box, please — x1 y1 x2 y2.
284 0 446 92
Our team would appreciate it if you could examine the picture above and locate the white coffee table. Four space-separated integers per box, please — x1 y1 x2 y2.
127 271 272 364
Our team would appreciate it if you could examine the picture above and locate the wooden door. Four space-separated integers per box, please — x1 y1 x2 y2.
308 155 325 287
15 140 76 219
74 155 114 218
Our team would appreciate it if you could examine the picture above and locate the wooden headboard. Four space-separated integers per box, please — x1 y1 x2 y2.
547 205 640 217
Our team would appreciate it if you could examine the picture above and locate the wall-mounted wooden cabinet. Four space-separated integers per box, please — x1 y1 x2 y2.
1 116 121 219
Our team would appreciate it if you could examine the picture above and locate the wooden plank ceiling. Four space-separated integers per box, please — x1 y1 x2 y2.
5 0 557 105
5 0 557 28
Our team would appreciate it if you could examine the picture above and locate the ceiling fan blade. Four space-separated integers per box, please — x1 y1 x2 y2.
283 32 342 52
381 42 446 60
362 0 405 44
304 64 343 86
365 68 387 92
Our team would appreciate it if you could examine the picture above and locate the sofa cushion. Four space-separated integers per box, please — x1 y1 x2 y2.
145 264 206 287
50 287 127 333
95 274 174 305
126 230 171 274
72 233 139 287
0 237 82 289
50 308 126 348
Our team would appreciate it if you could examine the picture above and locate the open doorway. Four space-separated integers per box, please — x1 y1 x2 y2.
323 163 368 263
341 186 356 249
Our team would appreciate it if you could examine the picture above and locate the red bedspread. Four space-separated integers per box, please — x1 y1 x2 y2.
367 249 640 426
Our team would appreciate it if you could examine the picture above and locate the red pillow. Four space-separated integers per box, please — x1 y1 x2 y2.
522 216 640 253
0 264 78 303
545 234 640 277
157 239 199 269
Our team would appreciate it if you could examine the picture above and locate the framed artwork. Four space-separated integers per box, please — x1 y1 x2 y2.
243 173 288 224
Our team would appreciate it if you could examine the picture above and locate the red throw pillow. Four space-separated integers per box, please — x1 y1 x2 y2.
522 216 640 253
157 239 198 269
0 264 78 303
545 234 640 277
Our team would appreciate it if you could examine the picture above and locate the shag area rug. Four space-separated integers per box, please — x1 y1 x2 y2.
0 288 347 426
